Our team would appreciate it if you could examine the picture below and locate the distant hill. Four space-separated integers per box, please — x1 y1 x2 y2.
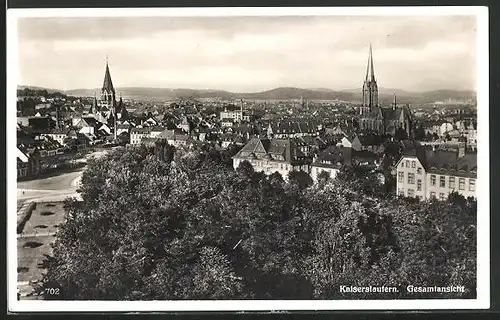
18 85 63 94
24 85 476 105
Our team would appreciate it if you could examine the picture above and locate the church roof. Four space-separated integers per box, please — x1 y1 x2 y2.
102 61 115 94
365 43 376 82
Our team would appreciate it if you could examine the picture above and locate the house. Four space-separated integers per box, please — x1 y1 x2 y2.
219 105 249 122
357 134 385 154
439 122 454 137
232 138 311 178
17 147 41 179
28 116 56 133
220 133 246 149
130 127 152 145
221 118 234 128
98 123 112 135
395 142 476 200
267 121 319 138
150 126 166 138
116 124 132 136
341 134 363 151
74 117 101 135
177 116 191 133
144 117 158 126
310 146 347 182
39 128 67 146
310 145 381 183
156 130 194 147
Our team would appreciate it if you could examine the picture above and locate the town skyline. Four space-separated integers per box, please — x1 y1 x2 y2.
17 15 477 93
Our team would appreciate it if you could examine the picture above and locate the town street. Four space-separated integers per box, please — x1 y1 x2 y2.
16 150 109 207
17 170 83 207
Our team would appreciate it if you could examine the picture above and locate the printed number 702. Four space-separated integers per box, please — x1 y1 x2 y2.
45 288 60 295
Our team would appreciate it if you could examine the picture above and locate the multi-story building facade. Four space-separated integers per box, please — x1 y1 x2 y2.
267 121 320 139
130 127 152 145
395 144 477 200
220 104 250 123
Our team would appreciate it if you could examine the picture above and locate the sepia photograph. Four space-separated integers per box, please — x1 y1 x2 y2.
7 6 489 312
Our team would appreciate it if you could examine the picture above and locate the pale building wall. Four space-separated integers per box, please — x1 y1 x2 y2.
396 156 426 200
310 166 339 182
397 155 476 200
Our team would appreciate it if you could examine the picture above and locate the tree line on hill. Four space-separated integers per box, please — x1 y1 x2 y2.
38 141 476 300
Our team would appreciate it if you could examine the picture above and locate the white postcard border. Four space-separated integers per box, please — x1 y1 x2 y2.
7 6 490 312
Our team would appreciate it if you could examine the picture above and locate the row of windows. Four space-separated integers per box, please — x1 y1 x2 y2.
402 160 416 168
400 160 423 174
398 189 452 201
250 160 291 171
399 171 476 192
429 192 447 201
430 175 475 191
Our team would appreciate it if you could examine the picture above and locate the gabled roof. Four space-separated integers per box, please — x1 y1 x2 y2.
131 127 152 134
81 117 100 128
313 146 352 169
233 137 307 164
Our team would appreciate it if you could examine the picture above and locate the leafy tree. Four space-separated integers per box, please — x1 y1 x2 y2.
39 143 477 300
191 247 244 299
288 170 313 190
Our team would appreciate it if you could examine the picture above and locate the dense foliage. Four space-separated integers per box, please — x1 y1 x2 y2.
40 143 477 300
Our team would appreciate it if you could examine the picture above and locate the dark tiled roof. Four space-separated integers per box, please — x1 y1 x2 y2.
234 138 307 164
82 117 100 127
269 121 318 134
150 126 166 132
131 127 152 134
357 134 384 146
313 146 352 168
426 150 477 177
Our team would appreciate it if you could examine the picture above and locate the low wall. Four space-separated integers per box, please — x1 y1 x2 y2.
17 202 37 234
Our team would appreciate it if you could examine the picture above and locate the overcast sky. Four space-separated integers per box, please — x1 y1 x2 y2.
17 15 477 92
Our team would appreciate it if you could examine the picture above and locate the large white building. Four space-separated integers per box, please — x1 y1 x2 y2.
130 127 152 145
220 105 250 123
396 144 476 200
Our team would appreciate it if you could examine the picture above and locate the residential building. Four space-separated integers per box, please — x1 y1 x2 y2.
116 124 132 136
156 130 194 147
219 104 249 123
130 127 152 145
395 143 476 200
232 138 311 178
267 121 319 138
40 128 67 146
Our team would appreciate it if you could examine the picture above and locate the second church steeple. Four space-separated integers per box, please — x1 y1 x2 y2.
362 43 379 112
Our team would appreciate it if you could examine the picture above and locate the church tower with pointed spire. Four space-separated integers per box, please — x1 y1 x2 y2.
362 43 379 113
100 57 116 109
